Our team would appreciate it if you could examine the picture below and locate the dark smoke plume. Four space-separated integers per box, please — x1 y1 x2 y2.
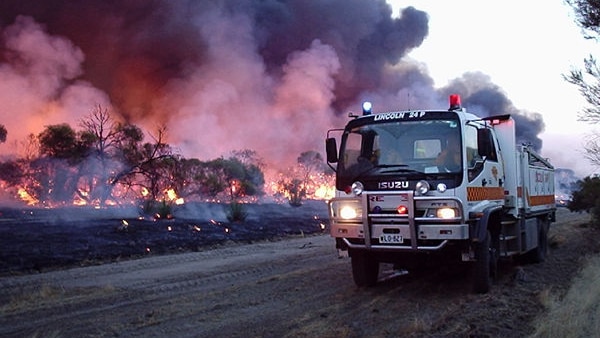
0 0 545 168
442 72 545 151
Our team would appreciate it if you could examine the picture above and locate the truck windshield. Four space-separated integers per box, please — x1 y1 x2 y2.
338 119 462 178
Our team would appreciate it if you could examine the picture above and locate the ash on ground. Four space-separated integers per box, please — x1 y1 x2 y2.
0 200 329 276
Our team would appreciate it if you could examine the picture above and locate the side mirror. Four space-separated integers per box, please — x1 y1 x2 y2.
326 138 338 163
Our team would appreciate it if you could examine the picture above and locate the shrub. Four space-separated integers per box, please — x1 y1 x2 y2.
568 176 600 227
226 201 247 222
140 199 173 219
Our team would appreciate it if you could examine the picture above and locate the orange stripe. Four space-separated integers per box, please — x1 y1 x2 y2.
467 187 504 201
529 195 555 206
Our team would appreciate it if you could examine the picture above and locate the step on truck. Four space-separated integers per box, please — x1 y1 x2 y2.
325 95 556 293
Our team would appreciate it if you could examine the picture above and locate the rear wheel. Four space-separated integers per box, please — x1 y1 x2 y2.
473 231 492 294
527 217 550 263
350 250 379 287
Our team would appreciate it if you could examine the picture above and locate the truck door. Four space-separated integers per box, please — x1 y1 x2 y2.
466 125 505 203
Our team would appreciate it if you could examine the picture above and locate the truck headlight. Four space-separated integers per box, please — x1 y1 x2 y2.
340 206 359 219
425 207 459 219
437 207 457 219
330 199 362 220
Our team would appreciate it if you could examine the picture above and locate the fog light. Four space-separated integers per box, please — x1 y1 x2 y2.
351 181 364 195
437 183 447 193
415 180 430 196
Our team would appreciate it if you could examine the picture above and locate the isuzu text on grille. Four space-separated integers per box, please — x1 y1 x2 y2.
378 181 409 189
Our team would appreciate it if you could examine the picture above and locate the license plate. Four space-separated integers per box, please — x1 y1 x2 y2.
379 234 403 244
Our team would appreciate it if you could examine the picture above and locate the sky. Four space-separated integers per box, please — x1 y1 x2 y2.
388 0 599 178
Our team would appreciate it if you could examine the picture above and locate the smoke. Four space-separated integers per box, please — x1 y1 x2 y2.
442 72 545 151
0 0 545 169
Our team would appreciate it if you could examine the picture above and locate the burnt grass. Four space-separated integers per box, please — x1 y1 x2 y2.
0 200 329 276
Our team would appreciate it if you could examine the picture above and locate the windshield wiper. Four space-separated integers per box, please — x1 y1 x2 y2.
352 164 418 179
377 165 421 174
377 164 409 168
381 168 421 174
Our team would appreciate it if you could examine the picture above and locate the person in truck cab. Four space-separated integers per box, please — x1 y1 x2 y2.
435 135 461 172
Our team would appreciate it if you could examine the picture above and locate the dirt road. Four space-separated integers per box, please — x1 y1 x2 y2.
0 208 596 337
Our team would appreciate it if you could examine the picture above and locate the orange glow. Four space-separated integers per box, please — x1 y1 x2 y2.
73 198 87 206
165 188 185 205
313 184 335 200
166 189 177 200
267 171 335 203
17 188 38 206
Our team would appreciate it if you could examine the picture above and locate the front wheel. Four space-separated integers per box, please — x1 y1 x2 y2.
350 250 379 287
472 231 492 294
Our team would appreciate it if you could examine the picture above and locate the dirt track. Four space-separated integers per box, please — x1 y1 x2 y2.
0 207 596 337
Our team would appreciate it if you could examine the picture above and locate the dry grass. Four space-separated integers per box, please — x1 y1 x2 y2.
530 254 600 338
1 283 116 315
1 285 65 314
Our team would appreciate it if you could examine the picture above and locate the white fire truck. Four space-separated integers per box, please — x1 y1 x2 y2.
325 95 555 293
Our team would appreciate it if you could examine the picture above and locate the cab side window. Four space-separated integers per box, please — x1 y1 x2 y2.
465 125 483 167
466 124 499 182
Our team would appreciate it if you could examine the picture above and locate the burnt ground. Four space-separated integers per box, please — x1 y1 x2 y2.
0 205 598 337
0 200 329 276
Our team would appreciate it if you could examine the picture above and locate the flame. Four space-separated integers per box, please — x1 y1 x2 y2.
17 188 38 206
313 184 335 200
165 188 185 205
73 196 87 206
266 171 335 203
166 189 177 200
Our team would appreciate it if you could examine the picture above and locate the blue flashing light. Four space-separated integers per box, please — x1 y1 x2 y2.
362 101 372 115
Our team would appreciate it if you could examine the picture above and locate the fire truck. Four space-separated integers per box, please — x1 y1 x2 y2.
325 95 555 293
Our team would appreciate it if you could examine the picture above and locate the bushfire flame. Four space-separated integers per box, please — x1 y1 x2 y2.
165 188 185 205
17 188 38 206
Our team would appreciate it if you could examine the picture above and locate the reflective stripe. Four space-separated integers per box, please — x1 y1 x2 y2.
528 195 555 206
467 187 504 201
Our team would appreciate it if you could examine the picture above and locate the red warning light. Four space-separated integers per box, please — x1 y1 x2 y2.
397 205 408 214
449 94 461 110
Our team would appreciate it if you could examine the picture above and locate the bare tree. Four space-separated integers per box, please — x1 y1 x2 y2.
582 132 600 165
78 105 122 204
565 0 600 166
566 0 600 38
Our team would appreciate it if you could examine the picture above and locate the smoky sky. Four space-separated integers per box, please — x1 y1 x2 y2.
443 72 545 151
0 0 545 168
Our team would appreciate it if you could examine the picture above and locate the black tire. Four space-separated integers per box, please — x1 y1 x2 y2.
489 233 500 280
473 231 492 294
527 217 549 263
350 250 379 287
